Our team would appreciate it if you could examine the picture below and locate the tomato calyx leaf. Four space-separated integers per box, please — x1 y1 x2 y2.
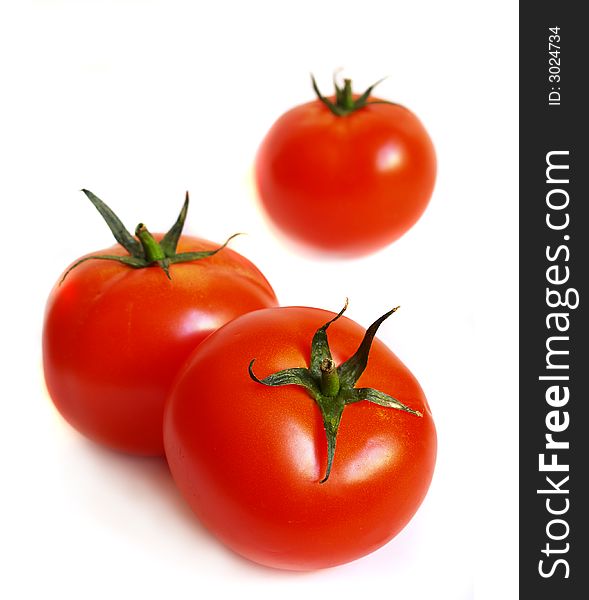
60 190 241 283
248 302 422 483
81 189 144 257
248 362 321 398
311 74 400 117
341 387 422 414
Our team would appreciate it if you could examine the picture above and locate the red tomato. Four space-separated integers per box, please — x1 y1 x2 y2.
164 305 436 570
255 77 436 256
43 193 278 456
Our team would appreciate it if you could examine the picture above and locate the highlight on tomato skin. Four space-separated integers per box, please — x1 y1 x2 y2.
42 190 278 456
254 74 437 258
164 304 437 570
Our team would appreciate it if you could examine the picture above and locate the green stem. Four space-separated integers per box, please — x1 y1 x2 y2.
320 358 340 397
311 74 396 118
248 302 423 483
342 79 354 110
135 223 165 262
60 190 241 284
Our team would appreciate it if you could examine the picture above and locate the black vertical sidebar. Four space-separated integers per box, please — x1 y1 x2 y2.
520 2 589 598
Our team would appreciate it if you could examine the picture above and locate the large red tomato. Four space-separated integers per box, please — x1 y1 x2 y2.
255 76 437 257
43 191 277 455
164 304 436 570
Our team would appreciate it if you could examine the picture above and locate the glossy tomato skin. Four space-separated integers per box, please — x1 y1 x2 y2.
164 306 436 570
255 98 436 257
43 236 278 456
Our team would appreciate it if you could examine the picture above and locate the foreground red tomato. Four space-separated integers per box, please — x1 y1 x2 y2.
43 190 277 455
255 76 437 256
164 304 436 570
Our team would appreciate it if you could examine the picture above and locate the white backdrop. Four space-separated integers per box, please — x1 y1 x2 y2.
0 1 518 598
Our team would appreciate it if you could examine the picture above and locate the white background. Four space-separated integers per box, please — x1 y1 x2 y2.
0 1 518 598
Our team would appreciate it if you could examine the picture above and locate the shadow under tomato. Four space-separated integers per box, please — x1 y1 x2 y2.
64 436 315 577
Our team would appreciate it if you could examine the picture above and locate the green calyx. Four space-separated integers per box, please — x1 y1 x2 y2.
311 74 398 117
60 189 240 283
249 301 423 483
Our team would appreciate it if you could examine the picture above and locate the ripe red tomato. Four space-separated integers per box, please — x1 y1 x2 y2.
43 191 278 456
255 76 436 256
164 304 436 570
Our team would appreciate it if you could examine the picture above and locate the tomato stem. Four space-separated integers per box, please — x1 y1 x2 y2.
311 74 399 117
249 302 423 483
59 191 241 284
342 79 354 111
135 224 166 262
320 358 340 397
